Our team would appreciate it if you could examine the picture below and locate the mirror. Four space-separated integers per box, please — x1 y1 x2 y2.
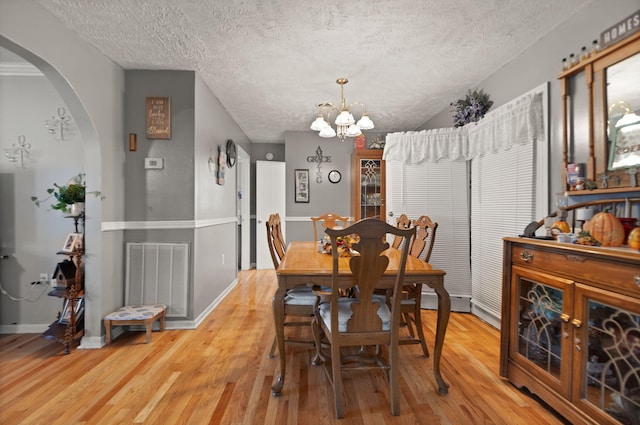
607 52 640 170
561 31 640 193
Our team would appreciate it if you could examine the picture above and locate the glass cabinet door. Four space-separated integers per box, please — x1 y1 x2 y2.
510 266 574 397
353 150 385 221
359 158 382 219
573 285 640 425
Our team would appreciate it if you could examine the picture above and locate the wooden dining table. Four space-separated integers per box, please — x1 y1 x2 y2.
271 241 450 396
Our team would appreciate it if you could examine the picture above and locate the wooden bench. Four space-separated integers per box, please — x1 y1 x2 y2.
104 304 166 344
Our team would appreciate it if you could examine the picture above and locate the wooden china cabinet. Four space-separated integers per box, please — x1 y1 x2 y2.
500 237 640 425
352 149 385 221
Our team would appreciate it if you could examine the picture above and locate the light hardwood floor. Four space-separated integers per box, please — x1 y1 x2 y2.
0 269 569 424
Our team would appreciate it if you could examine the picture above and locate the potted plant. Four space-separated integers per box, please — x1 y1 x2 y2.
31 173 101 216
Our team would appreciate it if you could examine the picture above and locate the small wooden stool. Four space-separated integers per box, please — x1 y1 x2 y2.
104 304 166 344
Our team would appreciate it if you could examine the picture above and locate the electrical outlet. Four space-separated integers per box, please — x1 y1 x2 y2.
39 273 48 283
221 254 225 264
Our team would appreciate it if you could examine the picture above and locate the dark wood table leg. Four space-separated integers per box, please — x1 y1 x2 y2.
271 286 286 396
426 277 450 394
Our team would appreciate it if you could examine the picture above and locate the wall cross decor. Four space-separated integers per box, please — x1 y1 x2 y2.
307 145 331 183
4 135 31 168
45 107 74 141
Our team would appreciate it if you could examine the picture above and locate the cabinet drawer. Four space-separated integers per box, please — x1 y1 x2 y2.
511 244 640 296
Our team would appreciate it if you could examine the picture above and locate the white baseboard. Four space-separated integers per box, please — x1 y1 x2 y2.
419 293 471 313
0 323 48 334
470 302 501 329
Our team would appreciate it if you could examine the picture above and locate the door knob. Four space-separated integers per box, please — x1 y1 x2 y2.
388 211 394 217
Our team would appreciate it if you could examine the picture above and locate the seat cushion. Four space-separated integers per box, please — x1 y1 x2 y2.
285 286 317 305
318 298 391 332
104 304 166 321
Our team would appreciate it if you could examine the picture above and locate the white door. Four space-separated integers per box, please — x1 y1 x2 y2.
236 146 251 270
256 161 286 269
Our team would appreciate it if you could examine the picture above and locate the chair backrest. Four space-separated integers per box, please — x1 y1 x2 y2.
410 215 438 262
325 218 415 334
311 212 349 242
391 213 411 249
266 213 286 269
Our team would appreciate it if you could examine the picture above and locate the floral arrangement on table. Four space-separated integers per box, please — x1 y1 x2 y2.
450 89 494 127
322 235 359 257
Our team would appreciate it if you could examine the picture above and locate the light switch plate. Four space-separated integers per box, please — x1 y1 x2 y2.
145 158 164 169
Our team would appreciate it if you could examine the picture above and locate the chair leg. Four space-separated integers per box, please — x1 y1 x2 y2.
413 304 430 358
104 320 112 345
311 317 325 366
403 311 416 338
389 341 400 416
145 319 152 343
331 344 344 419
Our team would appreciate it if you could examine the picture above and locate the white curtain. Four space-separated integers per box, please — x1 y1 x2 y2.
383 91 544 163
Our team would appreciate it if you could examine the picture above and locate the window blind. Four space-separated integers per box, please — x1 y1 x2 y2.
386 159 471 306
470 142 535 325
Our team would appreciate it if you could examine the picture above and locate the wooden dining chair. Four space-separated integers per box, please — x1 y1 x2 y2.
311 218 415 418
391 213 411 249
400 215 438 357
311 212 349 242
266 213 317 358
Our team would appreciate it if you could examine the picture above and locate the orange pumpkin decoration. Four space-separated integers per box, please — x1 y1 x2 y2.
551 220 570 238
629 227 640 251
587 211 625 247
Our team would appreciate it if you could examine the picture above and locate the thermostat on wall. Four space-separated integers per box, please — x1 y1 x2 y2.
145 158 164 169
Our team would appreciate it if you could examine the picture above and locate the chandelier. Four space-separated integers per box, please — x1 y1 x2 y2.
310 78 374 142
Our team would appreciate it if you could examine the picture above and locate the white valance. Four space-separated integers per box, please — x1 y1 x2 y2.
383 127 468 164
383 88 544 164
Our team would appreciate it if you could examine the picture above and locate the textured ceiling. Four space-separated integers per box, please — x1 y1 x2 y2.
29 0 595 143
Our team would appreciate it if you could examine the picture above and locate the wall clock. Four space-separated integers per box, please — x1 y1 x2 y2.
328 170 341 184
226 139 236 168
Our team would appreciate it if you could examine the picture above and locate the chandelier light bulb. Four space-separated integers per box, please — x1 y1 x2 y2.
319 126 337 138
310 115 328 131
346 124 362 137
335 110 355 126
357 113 374 130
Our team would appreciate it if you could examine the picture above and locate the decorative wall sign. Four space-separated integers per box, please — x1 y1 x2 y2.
599 9 640 50
146 97 171 139
294 169 309 203
217 145 226 185
306 145 331 183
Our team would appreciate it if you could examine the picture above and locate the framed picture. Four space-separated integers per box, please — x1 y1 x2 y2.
58 298 84 325
61 233 82 254
294 169 309 203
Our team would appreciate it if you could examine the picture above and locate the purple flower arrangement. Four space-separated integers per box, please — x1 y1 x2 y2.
451 89 494 127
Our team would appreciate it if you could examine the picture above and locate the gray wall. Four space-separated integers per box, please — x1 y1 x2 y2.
125 71 196 221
